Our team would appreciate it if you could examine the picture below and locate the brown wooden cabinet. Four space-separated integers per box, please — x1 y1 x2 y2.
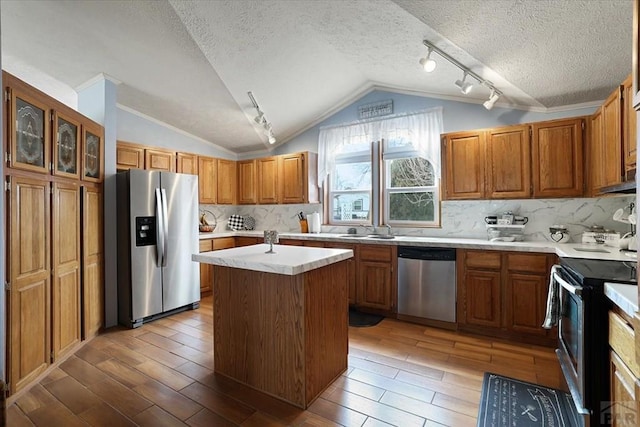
199 239 214 295
623 75 638 174
4 72 105 397
443 126 530 200
234 236 262 247
356 245 396 313
145 148 175 172
217 159 237 204
602 87 624 187
115 141 145 171
486 125 531 199
608 309 640 424
280 152 319 204
51 181 81 360
8 175 51 394
588 108 605 194
504 253 553 336
198 156 217 204
458 251 502 328
458 249 555 344
237 159 257 204
257 156 280 204
82 184 103 339
176 152 198 175
531 117 584 198
442 130 486 200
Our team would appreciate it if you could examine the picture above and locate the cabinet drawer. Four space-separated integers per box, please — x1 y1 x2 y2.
465 251 501 269
609 310 640 378
506 253 548 274
199 239 213 252
358 244 393 262
213 237 235 250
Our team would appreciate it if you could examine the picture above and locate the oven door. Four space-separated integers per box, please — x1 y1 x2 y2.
554 267 590 417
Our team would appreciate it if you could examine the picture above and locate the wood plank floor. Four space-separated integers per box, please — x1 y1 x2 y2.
7 296 564 426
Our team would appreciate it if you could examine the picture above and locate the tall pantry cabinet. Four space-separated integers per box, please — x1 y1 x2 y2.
3 71 104 395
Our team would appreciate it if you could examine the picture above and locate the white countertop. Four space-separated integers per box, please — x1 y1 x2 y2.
192 244 353 276
605 282 639 317
198 231 637 262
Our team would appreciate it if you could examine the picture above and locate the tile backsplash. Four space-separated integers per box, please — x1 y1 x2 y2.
201 195 635 243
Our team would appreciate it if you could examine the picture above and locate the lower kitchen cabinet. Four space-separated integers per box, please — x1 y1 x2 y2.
198 237 235 296
356 245 396 314
82 184 104 339
457 249 556 345
234 236 262 247
608 309 640 424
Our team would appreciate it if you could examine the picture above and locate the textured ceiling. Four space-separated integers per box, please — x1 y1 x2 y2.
0 0 633 154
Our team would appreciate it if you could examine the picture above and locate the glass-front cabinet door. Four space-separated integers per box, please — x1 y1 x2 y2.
53 112 81 179
9 87 50 174
82 121 103 182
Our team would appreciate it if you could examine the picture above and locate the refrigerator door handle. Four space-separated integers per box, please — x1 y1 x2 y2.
160 188 169 267
155 188 165 267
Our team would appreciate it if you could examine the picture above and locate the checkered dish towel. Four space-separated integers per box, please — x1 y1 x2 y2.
227 214 244 231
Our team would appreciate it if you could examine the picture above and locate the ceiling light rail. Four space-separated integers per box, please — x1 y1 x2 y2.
420 40 503 110
248 91 276 144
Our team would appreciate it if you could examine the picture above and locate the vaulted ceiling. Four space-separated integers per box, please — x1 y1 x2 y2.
1 0 632 154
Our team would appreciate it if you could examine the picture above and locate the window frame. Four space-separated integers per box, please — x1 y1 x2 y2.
326 149 373 225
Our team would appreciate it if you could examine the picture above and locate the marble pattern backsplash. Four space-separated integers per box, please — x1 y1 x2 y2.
201 195 635 243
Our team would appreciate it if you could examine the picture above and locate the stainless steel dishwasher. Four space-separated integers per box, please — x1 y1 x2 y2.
397 247 456 323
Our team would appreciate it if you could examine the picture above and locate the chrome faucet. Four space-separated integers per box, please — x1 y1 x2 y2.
385 224 393 235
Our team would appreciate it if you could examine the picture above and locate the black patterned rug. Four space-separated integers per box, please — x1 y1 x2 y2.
477 372 581 427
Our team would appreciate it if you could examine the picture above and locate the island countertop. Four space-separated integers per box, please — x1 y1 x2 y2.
192 243 353 275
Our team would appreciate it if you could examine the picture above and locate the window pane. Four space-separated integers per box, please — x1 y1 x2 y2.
389 157 434 187
331 193 370 221
388 192 435 221
331 162 371 190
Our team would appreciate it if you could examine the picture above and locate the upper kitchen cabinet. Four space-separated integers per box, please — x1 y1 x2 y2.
442 130 486 200
257 156 280 204
82 121 104 183
115 141 145 171
237 159 257 204
280 152 319 204
531 117 584 198
443 126 530 200
602 86 623 187
5 74 51 175
52 110 82 180
217 158 237 205
587 108 605 194
176 152 198 175
145 147 175 172
198 156 217 204
486 125 531 199
622 75 637 174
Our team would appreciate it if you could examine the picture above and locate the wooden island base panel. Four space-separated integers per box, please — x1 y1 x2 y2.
193 244 353 408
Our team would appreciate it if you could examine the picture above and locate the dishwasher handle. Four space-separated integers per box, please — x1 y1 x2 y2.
397 247 456 261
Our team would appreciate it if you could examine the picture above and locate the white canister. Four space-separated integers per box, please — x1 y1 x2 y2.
307 213 321 233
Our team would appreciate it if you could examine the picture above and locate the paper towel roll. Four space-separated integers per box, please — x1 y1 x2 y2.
308 213 321 233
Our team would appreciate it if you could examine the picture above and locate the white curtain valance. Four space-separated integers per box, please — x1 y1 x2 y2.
318 107 443 184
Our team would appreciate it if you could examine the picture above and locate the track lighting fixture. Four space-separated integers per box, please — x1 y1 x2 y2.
454 72 473 94
483 89 500 110
419 47 437 72
420 39 502 110
248 91 276 144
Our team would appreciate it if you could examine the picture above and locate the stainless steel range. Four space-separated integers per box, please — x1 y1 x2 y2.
552 258 636 427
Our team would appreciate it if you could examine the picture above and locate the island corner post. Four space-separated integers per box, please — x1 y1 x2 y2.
195 244 351 409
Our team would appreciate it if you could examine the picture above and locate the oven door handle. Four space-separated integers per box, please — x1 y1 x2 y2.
553 269 583 296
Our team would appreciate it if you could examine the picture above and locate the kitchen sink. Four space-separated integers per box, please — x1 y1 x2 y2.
574 247 610 253
367 234 396 239
338 234 364 238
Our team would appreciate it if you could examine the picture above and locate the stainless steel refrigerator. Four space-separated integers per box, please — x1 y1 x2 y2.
117 169 200 328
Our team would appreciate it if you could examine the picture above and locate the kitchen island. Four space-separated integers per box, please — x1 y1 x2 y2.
192 244 353 408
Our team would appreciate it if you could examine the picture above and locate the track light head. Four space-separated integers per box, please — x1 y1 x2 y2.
454 72 473 94
254 111 265 124
483 90 500 110
268 134 276 145
419 48 436 72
